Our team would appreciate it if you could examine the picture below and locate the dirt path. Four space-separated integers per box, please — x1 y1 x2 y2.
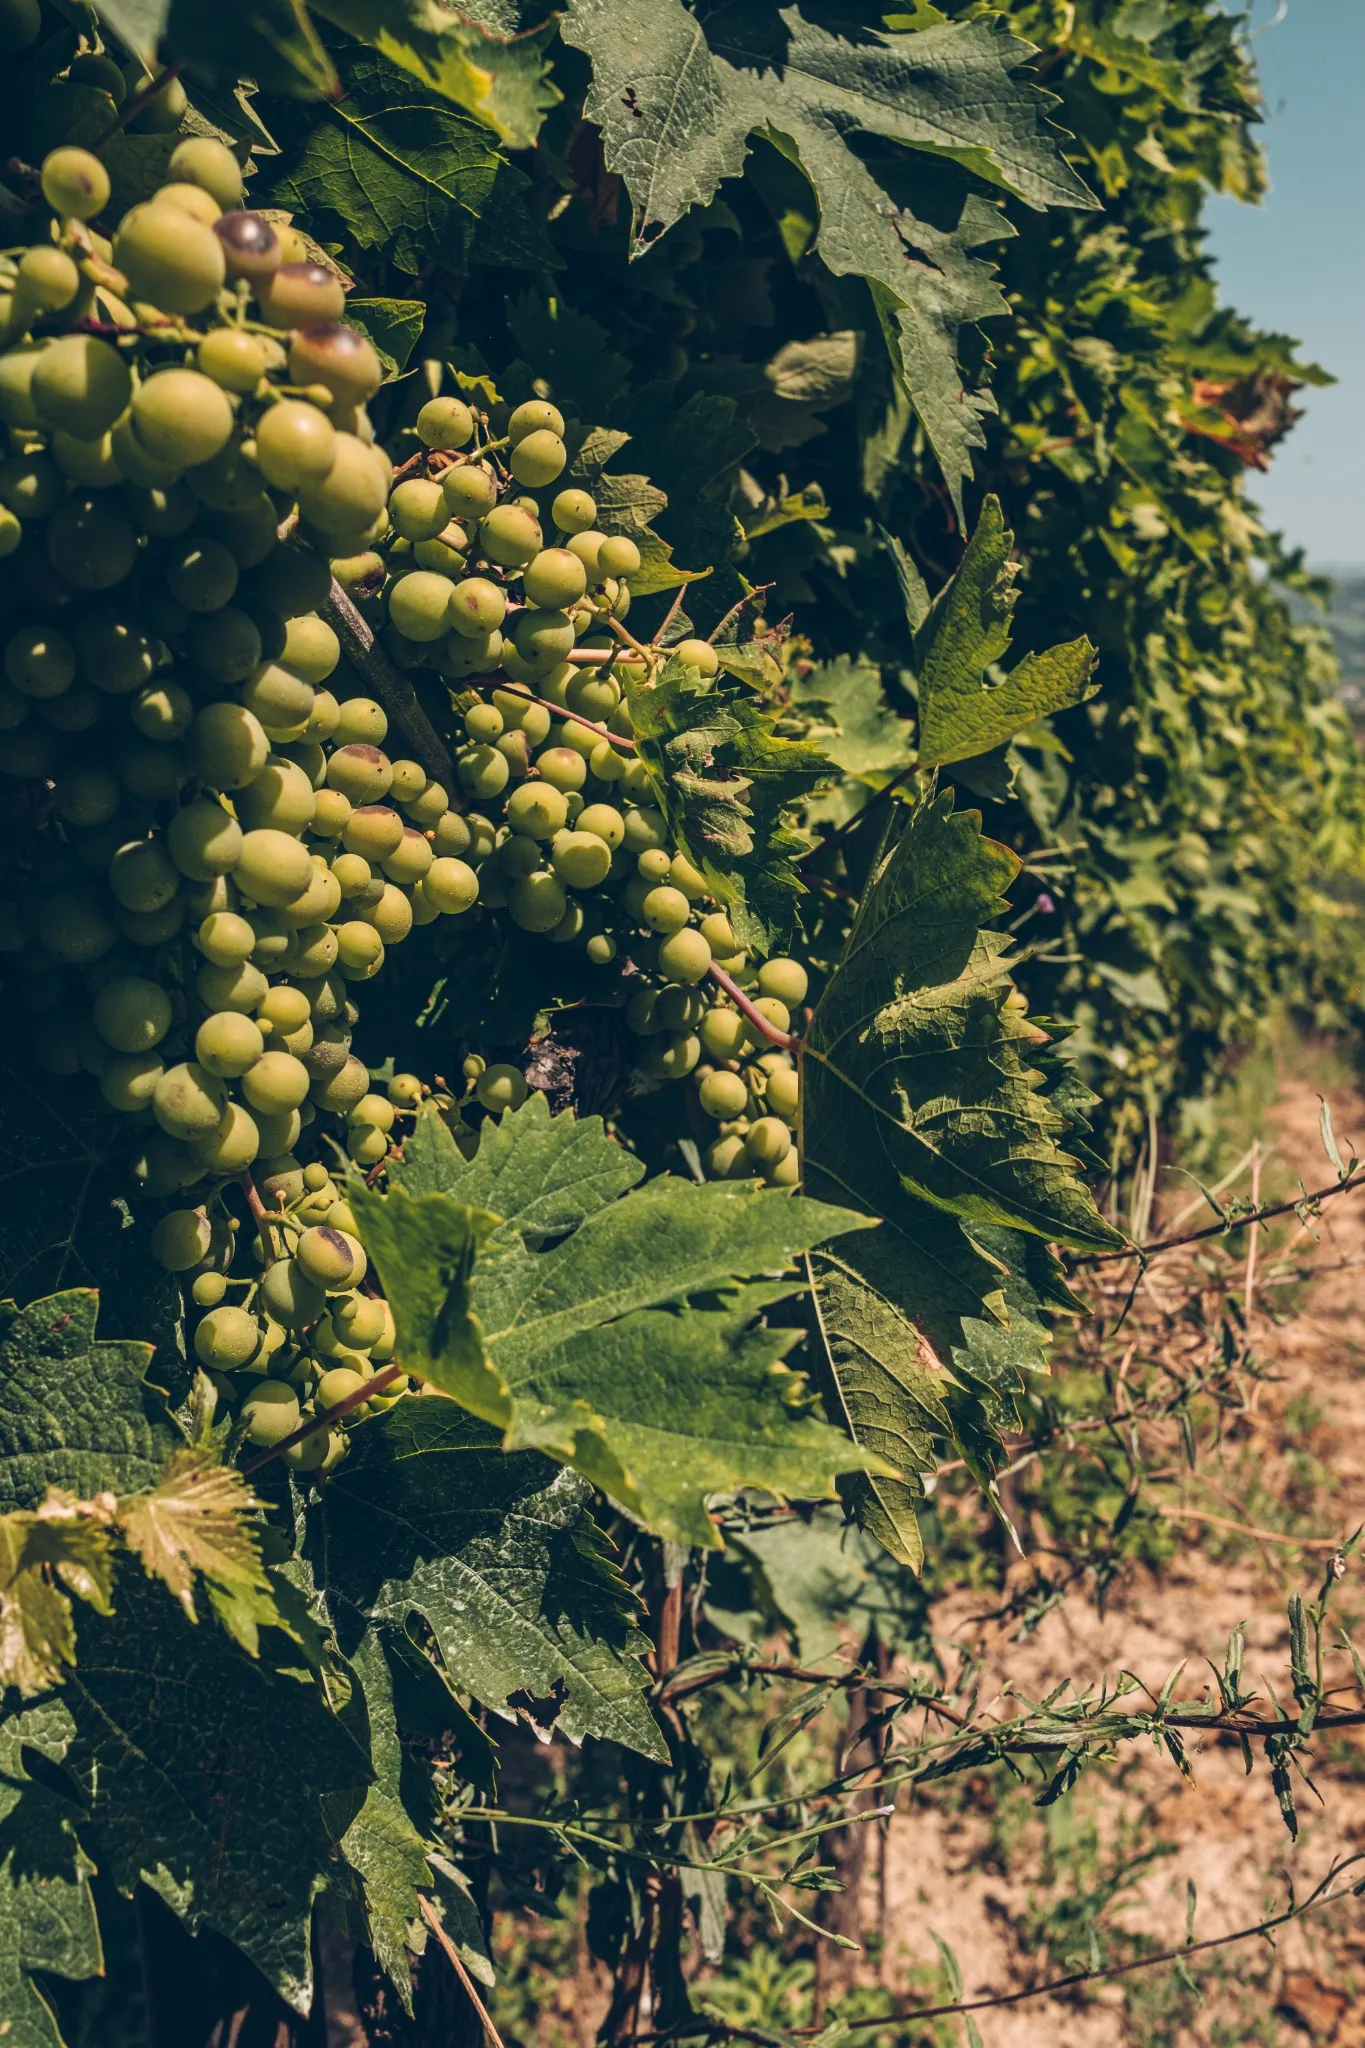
877 1064 1365 2045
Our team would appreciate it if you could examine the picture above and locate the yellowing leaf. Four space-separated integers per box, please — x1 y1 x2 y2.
117 1450 269 1626
0 1497 114 1698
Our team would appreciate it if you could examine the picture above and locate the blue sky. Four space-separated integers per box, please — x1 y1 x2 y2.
1203 0 1364 569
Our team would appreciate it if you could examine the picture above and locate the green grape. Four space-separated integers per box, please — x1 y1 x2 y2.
585 932 616 965
674 637 719 675
566 673 618 723
551 831 612 889
295 433 388 541
342 805 404 863
413 532 467 577
466 706 505 749
258 1258 326 1331
306 788 350 842
0 507 19 556
195 1010 264 1077
699 1069 748 1120
505 430 562 488
186 702 267 792
249 542 332 622
191 1100 261 1174
14 246 81 322
332 1290 387 1349
765 1065 799 1122
656 985 707 1031
242 1050 311 1113
239 1378 301 1447
166 801 243 883
503 782 565 841
645 1031 700 1080
765 1150 799 1187
100 1051 166 1112
657 927 711 983
384 1075 421 1115
238 758 316 836
421 857 479 916
168 136 244 209
448 576 506 638
383 828 433 885
416 394 474 448
618 805 664 855
113 202 226 313
128 70 188 131
92 975 172 1054
642 885 690 934
497 833 542 880
360 882 413 945
289 324 382 407
696 912 735 956
52 765 120 827
153 1061 228 1140
166 537 239 612
479 504 542 568
198 327 270 394
457 744 510 799
670 854 707 901
50 429 122 489
704 1135 749 1179
511 608 575 671
196 911 253 967
30 336 132 440
290 925 339 980
194 1305 261 1369
577 802 626 850
255 399 336 490
388 479 448 541
183 607 262 688
597 534 641 579
257 987 311 1040
346 1122 387 1165
476 1064 528 1114
191 1270 229 1307
745 1116 791 1167
328 743 394 805
551 487 596 534
508 399 565 442
524 548 589 609
508 870 567 932
332 922 383 980
620 758 655 800
239 662 315 732
255 257 345 324
757 957 809 1007
41 145 110 219
46 494 138 590
207 497 280 570
0 451 62 520
37 884 117 963
195 958 267 1013
700 1005 746 1060
133 368 234 469
637 848 672 884
388 570 456 643
68 49 126 98
744 997 791 1046
556 719 601 765
534 746 586 795
232 827 313 907
442 462 498 520
295 1224 364 1291
316 1365 369 1414
130 681 192 742
106 838 177 916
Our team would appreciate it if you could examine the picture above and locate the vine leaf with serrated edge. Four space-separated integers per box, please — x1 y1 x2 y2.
801 792 1123 1568
308 1390 668 1761
626 656 836 954
0 1699 102 2048
560 0 1096 512
309 1 560 149
350 1100 886 1548
913 496 1098 768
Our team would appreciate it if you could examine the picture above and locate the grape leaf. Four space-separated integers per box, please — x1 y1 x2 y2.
116 1448 270 1631
789 657 914 780
309 1395 667 1759
0 1292 178 1514
561 0 1096 509
264 47 545 276
627 658 836 952
802 792 1123 1563
0 1701 101 2048
346 296 427 377
310 0 560 148
0 1499 114 1698
338 1630 436 2011
114 0 338 96
63 1568 370 2012
352 1104 883 1547
913 496 1098 768
566 427 703 598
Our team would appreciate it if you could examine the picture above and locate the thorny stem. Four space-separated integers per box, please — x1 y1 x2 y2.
418 1896 508 2048
323 580 454 788
238 1362 404 1475
1073 1170 1365 1268
707 959 798 1050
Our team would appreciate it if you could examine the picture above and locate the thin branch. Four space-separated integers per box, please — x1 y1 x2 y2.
707 960 798 1050
467 677 635 752
418 1895 507 2048
93 63 183 152
1073 1171 1365 1267
323 581 454 788
797 763 918 865
1155 1505 1344 1553
239 1362 403 1475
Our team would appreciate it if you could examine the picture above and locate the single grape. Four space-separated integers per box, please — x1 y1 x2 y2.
757 957 809 1007
524 547 589 610
599 534 642 579
259 1258 327 1331
166 536 239 612
113 202 225 313
645 1032 700 1080
476 1063 528 1114
208 209 280 290
447 576 506 639
240 1378 302 1446
238 662 315 734
129 680 192 743
744 997 791 1046
167 800 244 882
186 701 268 792
441 462 498 520
196 958 269 1013
551 831 612 889
457 744 510 799
47 494 138 590
508 399 565 443
576 802 626 850
700 1006 746 1060
745 1116 791 1167
674 637 719 675
238 757 316 835
332 1290 387 1349
232 827 313 908
128 69 188 130
41 145 110 219
254 398 337 492
289 324 382 406
699 1069 748 1120
255 257 344 324
153 1061 229 1139
507 431 565 489
620 805 666 855
294 1224 364 1291
360 881 413 944
638 848 672 884
0 450 63 521
656 986 707 1032
508 870 567 932
511 609 576 673
5 622 74 700
195 911 253 967
168 136 244 210
295 432 389 541
191 1100 261 1174
342 805 404 864
99 1050 166 1112
195 1010 264 1077
479 504 542 567
414 393 473 449
387 571 455 643
92 975 172 1054
642 885 690 934
195 1305 263 1369
30 335 132 440
316 1365 369 1414
534 746 587 795
670 853 707 901
242 1050 311 1113
333 922 384 980
765 1065 799 1122
657 927 711 982
417 857 477 918
551 487 596 534
183 609 263 690
133 368 235 470
382 827 433 885
192 1271 229 1307
502 783 564 843
565 674 618 726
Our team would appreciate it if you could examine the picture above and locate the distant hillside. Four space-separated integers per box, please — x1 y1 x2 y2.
1284 572 1365 718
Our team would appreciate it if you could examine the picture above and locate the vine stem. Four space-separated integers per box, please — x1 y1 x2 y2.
322 580 454 789
707 960 798 1051
663 1853 1365 2042
1072 1169 1365 1268
238 1362 404 1475
418 1896 507 2048
797 762 919 865
466 676 636 752
92 62 182 152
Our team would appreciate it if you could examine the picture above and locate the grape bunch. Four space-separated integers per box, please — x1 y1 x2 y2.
0 136 805 1470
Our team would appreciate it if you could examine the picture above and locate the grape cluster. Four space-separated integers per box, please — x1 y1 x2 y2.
0 137 806 1469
